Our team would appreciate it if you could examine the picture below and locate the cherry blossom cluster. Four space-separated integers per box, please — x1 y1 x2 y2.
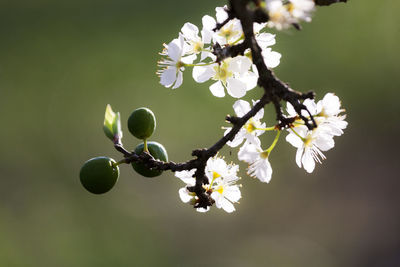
176 157 241 213
155 0 348 213
232 93 347 185
266 0 315 30
174 94 346 213
157 6 281 98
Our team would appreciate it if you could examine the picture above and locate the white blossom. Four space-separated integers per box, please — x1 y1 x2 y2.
315 93 348 136
238 142 273 183
286 124 335 173
265 0 293 30
224 99 266 147
192 56 258 98
285 93 347 173
158 6 283 93
180 18 215 61
288 0 315 23
254 30 282 68
265 0 315 30
175 156 241 213
286 93 348 136
175 169 210 212
157 34 196 89
206 158 241 213
213 6 244 45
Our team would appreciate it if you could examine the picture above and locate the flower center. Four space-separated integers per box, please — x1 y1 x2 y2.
287 3 295 13
192 41 204 53
260 151 269 159
219 23 237 41
215 185 224 194
270 11 283 22
318 108 329 118
213 62 233 83
244 118 257 133
176 61 185 69
213 171 221 179
304 134 314 147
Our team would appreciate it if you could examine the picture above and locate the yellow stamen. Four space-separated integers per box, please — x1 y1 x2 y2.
244 120 257 133
192 41 203 53
287 3 295 13
216 186 224 194
213 171 221 179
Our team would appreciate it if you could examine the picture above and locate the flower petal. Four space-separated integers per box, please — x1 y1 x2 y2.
238 143 261 163
233 99 251 117
256 32 276 48
209 81 226 97
302 148 316 173
229 56 252 74
167 39 182 62
224 185 241 202
179 188 192 203
192 65 215 83
295 147 303 168
238 71 258 91
181 22 199 40
172 70 183 89
226 129 246 147
175 169 196 185
216 6 229 23
262 49 281 68
286 132 303 148
226 77 247 98
202 15 216 31
160 67 177 88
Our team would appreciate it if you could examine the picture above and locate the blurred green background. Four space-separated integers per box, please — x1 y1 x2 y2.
1 0 399 266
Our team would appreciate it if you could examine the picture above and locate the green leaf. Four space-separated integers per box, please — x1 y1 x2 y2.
103 104 123 143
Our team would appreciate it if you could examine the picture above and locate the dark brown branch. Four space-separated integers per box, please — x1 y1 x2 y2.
213 42 248 63
116 92 270 209
116 0 346 210
229 0 317 130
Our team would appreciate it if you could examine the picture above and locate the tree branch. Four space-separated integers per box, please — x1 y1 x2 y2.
116 0 346 210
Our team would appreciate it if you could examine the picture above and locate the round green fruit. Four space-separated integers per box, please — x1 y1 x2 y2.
80 157 119 194
132 141 168 178
127 107 156 140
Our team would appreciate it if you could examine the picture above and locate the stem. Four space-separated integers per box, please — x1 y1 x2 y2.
116 159 127 166
230 35 244 45
144 139 149 153
113 0 346 210
266 130 281 153
184 62 215 67
256 126 276 131
290 128 305 142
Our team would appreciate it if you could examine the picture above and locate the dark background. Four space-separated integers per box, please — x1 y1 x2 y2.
0 0 399 266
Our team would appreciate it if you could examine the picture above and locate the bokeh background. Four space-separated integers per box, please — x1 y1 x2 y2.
1 0 399 266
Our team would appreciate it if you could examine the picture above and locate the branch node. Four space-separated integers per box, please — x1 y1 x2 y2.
192 149 206 158
226 115 240 125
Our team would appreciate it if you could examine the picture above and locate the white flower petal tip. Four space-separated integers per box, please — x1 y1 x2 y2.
238 143 273 183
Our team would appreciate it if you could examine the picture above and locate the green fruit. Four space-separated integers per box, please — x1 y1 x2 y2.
127 107 156 139
80 157 119 194
132 141 168 177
